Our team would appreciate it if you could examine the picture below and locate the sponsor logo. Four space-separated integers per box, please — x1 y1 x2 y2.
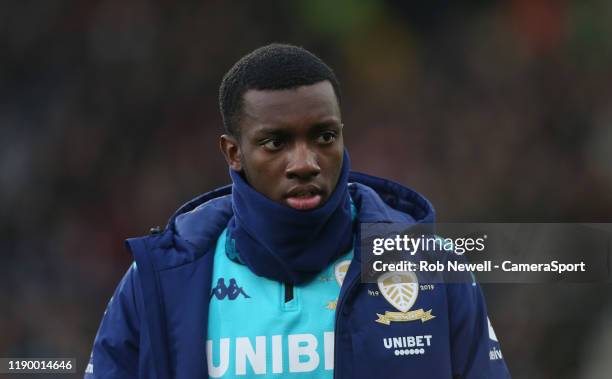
210 278 251 300
375 272 435 325
207 332 334 377
489 347 503 360
382 335 433 357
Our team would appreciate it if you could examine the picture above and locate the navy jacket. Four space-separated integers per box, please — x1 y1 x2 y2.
86 172 511 378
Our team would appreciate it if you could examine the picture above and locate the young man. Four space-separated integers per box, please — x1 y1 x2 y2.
86 44 511 378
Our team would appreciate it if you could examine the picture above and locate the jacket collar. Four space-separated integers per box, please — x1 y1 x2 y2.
169 172 434 266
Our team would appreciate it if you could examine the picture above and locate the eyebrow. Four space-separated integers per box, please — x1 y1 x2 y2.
249 118 342 138
252 127 290 136
311 121 342 131
252 123 340 137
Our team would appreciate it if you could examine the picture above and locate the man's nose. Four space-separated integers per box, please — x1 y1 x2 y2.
285 144 321 180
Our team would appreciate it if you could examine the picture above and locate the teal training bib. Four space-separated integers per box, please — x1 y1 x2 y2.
206 229 354 378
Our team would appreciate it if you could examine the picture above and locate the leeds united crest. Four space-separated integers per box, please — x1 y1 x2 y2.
376 271 435 325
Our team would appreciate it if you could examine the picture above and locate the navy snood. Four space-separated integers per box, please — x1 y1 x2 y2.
227 150 354 284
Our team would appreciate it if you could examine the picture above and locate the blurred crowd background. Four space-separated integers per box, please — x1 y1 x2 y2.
2 0 612 377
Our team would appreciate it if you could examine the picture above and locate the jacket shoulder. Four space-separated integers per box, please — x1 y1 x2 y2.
349 172 435 223
123 194 232 271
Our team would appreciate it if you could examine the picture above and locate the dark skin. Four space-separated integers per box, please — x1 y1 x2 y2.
219 81 344 210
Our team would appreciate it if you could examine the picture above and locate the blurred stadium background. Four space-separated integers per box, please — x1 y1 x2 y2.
1 1 612 377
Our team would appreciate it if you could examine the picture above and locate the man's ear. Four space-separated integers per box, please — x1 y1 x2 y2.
219 134 242 171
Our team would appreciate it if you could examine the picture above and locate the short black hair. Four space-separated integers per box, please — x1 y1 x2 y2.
219 43 341 136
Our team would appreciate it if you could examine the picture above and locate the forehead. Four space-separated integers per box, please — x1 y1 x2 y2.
241 81 341 133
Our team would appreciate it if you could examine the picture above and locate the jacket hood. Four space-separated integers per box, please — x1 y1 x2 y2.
168 172 434 259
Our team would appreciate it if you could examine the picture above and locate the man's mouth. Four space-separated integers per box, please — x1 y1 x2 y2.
285 187 323 210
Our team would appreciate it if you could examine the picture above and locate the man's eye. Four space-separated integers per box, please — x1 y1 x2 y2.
262 139 284 151
317 132 337 145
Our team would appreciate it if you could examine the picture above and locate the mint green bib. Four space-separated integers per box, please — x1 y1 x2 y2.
206 228 353 378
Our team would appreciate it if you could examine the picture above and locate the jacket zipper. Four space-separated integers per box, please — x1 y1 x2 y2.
333 272 359 379
334 221 361 379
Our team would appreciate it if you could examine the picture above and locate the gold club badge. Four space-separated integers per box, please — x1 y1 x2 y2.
325 260 352 310
334 260 351 287
375 271 435 325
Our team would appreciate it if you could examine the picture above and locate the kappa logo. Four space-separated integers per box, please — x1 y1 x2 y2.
375 272 435 325
210 278 251 300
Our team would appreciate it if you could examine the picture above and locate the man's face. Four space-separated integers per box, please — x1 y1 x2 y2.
220 81 344 210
